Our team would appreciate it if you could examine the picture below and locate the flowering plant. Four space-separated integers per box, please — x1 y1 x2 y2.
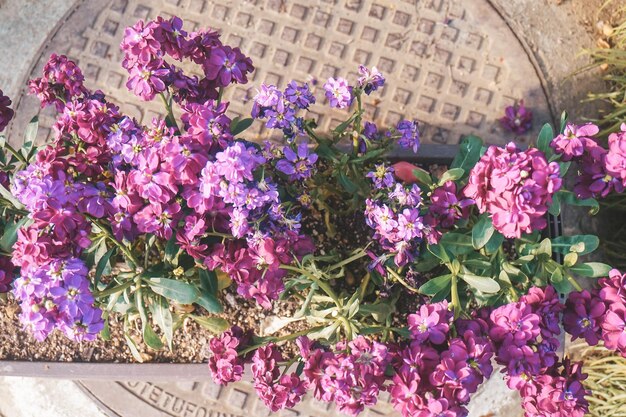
1 16 626 417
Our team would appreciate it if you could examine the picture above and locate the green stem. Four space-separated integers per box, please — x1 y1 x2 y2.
567 274 584 292
329 249 368 272
216 87 224 107
93 279 134 298
280 264 341 307
4 142 27 164
337 315 353 340
386 266 420 294
353 92 363 155
88 216 141 269
238 326 324 356
451 275 461 317
207 231 234 239
158 92 179 131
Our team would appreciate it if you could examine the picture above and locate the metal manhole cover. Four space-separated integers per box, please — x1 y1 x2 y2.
10 0 551 147
9 0 541 415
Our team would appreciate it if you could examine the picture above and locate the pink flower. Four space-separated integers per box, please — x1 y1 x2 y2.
407 301 451 344
464 142 561 238
208 326 249 384
550 123 599 161
324 77 352 109
605 123 626 186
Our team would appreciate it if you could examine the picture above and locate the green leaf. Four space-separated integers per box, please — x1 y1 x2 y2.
438 168 464 185
147 278 199 304
23 116 39 148
472 215 495 249
164 236 180 266
0 216 29 252
483 230 504 254
548 192 561 216
551 235 599 255
230 117 254 136
550 268 570 293
149 296 173 350
537 123 554 156
439 233 474 255
427 244 451 264
199 269 218 295
419 274 452 296
124 333 144 362
411 168 433 186
537 238 552 257
333 113 358 135
569 262 612 278
459 272 501 293
196 292 223 313
94 247 116 286
451 135 483 174
559 161 571 176
143 322 164 350
559 111 568 134
189 315 229 333
337 172 359 194
0 183 24 210
359 303 394 323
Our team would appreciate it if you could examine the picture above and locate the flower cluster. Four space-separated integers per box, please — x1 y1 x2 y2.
252 343 307 411
0 89 15 132
28 53 87 111
207 326 250 385
251 82 315 140
464 142 562 238
548 122 626 198
564 268 626 356
12 258 103 341
487 287 589 417
365 165 425 267
120 16 253 102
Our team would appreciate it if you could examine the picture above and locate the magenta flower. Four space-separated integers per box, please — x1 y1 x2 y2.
208 326 249 384
324 77 352 109
426 181 473 229
0 256 15 293
182 100 233 147
28 54 86 110
489 302 540 345
407 301 451 344
499 100 532 135
464 142 561 238
0 90 14 132
126 60 170 101
602 309 626 353
551 123 599 161
605 123 626 187
573 143 624 198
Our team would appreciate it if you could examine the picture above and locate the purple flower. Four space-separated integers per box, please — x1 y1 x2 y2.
276 141 318 181
204 45 254 87
551 123 599 161
396 120 421 153
0 90 14 132
324 77 352 109
28 54 87 110
357 65 385 95
563 290 605 345
499 100 533 135
284 81 316 109
366 164 396 189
